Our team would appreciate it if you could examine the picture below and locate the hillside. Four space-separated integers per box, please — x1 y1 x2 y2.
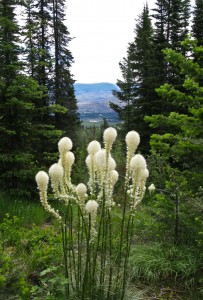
74 82 119 123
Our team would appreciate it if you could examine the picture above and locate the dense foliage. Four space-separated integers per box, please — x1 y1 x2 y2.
111 0 201 152
0 0 79 196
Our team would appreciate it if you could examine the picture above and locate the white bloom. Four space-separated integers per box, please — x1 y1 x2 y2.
95 149 106 170
140 168 149 181
64 151 75 167
49 163 64 181
85 155 91 169
148 183 155 194
58 137 73 154
103 127 117 147
85 200 99 214
35 171 49 191
76 183 87 195
87 141 101 155
130 154 147 171
110 170 119 185
125 131 140 153
108 157 116 171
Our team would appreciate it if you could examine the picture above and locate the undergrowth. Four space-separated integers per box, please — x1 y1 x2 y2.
129 242 202 298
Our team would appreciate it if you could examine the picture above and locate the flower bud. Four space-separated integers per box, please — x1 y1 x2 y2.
148 183 155 194
49 163 64 182
76 183 87 196
108 157 116 171
140 168 149 181
125 131 140 153
35 171 49 191
103 127 117 147
64 151 75 167
58 137 73 154
95 149 106 170
85 200 99 214
87 141 101 155
130 154 147 171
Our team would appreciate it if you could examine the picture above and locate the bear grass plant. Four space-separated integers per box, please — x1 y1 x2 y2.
129 243 201 295
35 127 150 300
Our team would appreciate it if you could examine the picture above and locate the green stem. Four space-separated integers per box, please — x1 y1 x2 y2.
115 191 127 295
107 209 113 299
82 213 91 299
92 205 103 299
99 191 107 299
77 205 81 297
70 204 77 291
121 215 134 300
62 219 69 297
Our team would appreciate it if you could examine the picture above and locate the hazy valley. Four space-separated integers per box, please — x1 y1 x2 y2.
74 82 120 124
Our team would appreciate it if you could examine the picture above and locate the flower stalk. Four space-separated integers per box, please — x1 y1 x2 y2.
35 127 149 299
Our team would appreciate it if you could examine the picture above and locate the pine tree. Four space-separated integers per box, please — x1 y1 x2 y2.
23 0 80 140
111 5 157 151
192 0 203 81
192 0 203 46
152 0 190 115
152 0 168 85
22 0 38 78
0 0 39 195
152 0 190 80
0 0 63 196
52 0 80 139
110 55 138 133
22 0 70 166
145 38 203 244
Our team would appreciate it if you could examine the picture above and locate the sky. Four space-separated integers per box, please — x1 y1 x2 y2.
66 0 157 84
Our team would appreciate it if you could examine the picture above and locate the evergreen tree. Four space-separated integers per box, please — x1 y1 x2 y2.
110 55 138 133
0 0 37 195
33 0 53 90
192 0 203 82
0 0 63 196
192 0 203 46
111 5 157 151
23 0 53 110
0 0 21 87
152 0 190 116
145 38 203 245
152 0 190 83
23 0 80 140
22 0 76 162
22 0 38 78
52 0 80 139
152 0 168 85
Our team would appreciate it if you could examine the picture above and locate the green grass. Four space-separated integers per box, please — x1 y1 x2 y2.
129 242 202 295
0 191 50 226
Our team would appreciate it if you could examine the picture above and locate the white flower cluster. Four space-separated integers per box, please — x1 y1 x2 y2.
85 200 99 241
124 131 150 209
35 171 62 222
76 183 88 207
35 137 76 223
125 131 140 185
86 128 119 209
128 153 149 208
35 127 150 233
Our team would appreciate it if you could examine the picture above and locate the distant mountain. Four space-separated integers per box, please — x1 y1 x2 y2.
75 82 118 94
74 82 120 123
